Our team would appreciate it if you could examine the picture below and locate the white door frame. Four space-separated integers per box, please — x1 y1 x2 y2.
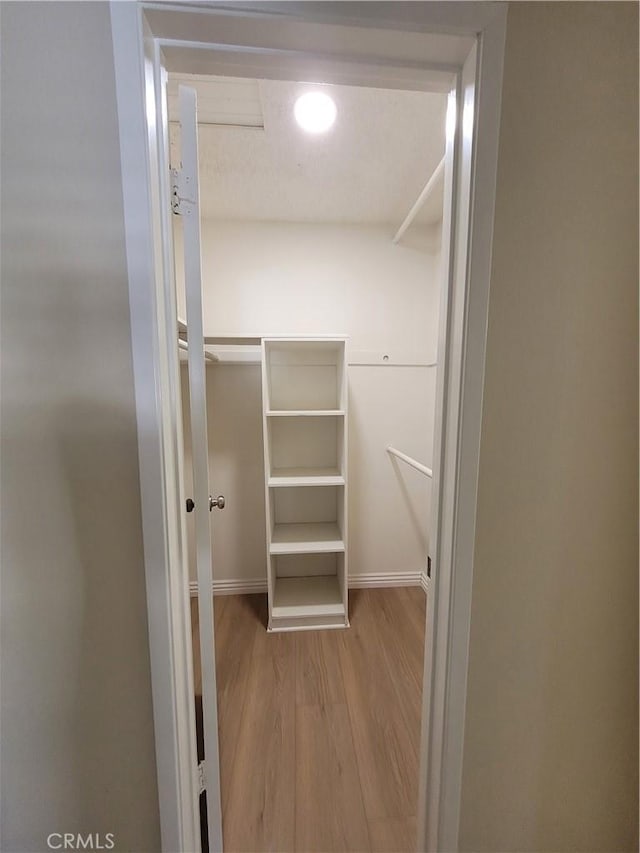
110 4 506 851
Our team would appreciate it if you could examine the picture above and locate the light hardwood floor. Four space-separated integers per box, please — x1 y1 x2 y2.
191 587 426 853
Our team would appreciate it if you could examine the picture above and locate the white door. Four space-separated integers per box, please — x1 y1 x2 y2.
176 84 224 853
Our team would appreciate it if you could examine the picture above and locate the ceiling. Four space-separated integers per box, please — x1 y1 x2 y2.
168 74 446 228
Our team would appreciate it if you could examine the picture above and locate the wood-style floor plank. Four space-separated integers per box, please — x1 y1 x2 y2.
365 588 425 755
213 594 262 815
368 817 417 853
191 586 426 852
296 703 371 852
396 586 427 641
295 628 346 707
338 589 421 821
250 593 291 660
222 619 296 852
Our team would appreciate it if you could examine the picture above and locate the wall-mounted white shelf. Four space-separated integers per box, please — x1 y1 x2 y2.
205 344 261 363
203 334 262 346
270 521 344 554
178 324 263 365
262 337 349 632
187 330 438 368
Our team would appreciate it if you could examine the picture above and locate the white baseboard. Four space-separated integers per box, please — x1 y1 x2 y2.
190 571 429 597
189 578 267 597
348 571 423 589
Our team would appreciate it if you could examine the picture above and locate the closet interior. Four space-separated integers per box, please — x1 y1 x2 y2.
173 72 446 852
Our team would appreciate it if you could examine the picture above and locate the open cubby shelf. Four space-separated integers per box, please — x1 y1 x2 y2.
270 521 344 554
262 338 349 632
268 467 345 487
271 575 345 619
266 409 346 417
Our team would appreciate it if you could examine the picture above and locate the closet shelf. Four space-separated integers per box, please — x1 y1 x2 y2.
266 409 346 418
205 344 261 364
270 522 344 555
262 336 349 631
268 467 344 487
271 575 345 619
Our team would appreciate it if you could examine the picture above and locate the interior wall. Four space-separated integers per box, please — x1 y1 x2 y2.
3 4 636 852
0 4 160 851
178 220 441 360
459 3 639 851
178 220 440 585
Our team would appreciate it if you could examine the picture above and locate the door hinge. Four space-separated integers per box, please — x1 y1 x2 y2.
171 167 195 216
197 760 206 795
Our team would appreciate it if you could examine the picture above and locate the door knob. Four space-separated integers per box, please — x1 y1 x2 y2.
209 495 225 511
186 498 195 513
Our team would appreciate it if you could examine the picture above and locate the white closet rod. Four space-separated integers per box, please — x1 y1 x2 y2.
387 445 433 479
178 338 218 363
392 155 445 245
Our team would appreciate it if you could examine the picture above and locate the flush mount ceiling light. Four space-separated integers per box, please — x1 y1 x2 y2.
294 91 337 134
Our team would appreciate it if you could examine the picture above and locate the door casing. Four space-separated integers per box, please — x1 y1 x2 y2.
110 3 507 850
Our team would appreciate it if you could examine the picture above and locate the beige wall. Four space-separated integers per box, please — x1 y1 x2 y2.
459 3 639 851
178 220 441 361
0 4 160 851
2 3 637 852
178 221 440 587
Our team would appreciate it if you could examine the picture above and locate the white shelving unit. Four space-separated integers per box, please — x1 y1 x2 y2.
261 338 349 632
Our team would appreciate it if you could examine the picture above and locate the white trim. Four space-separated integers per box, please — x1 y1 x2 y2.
110 5 200 852
189 578 267 597
443 21 506 846
113 5 507 851
421 571 431 595
419 13 507 853
349 571 423 590
189 572 427 597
